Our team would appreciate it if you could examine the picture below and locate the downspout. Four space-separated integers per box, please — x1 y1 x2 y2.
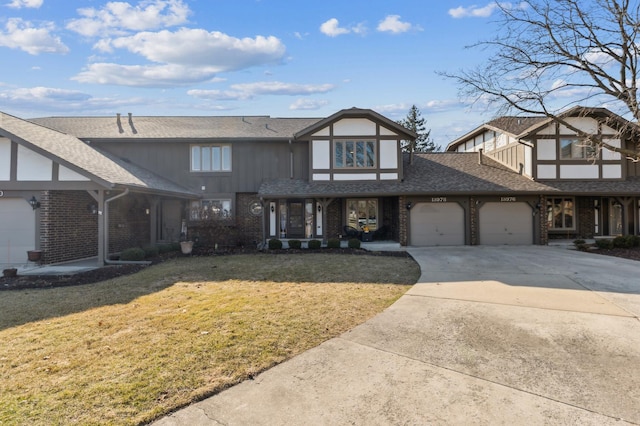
260 197 266 250
289 139 293 179
103 188 151 265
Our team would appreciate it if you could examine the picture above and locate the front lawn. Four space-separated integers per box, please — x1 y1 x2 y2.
0 253 418 425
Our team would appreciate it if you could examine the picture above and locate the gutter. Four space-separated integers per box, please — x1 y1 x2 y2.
102 188 152 266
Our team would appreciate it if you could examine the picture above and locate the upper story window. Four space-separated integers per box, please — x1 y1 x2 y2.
334 140 375 168
191 145 231 172
560 139 596 160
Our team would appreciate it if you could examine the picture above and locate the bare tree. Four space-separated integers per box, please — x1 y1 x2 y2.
442 0 640 160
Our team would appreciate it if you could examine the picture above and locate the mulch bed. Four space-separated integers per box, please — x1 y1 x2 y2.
1 248 411 291
591 246 640 261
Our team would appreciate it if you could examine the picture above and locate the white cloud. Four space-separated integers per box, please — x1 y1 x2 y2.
6 0 42 8
0 18 69 55
76 29 287 87
377 15 421 34
448 2 527 19
289 98 329 110
320 18 366 37
73 63 219 87
67 0 191 37
188 81 335 101
0 86 91 103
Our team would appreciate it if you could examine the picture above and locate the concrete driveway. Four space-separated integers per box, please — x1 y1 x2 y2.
154 246 640 425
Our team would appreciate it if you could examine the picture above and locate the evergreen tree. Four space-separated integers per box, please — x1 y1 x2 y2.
397 105 440 153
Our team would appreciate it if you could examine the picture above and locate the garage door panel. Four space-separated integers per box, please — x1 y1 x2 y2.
479 202 532 245
1 198 36 264
410 202 465 246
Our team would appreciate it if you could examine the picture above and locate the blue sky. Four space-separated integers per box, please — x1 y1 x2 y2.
0 0 521 146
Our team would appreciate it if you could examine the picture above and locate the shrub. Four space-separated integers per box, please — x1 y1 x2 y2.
326 238 341 249
157 243 173 254
143 245 160 258
268 238 283 250
348 238 361 249
573 239 588 251
307 239 322 249
288 239 302 249
120 247 146 261
625 235 640 248
169 242 181 252
612 235 632 248
595 239 613 250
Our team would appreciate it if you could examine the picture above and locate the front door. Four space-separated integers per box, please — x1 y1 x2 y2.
288 201 304 238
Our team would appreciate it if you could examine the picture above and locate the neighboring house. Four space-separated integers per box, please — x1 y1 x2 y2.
446 106 640 242
1 105 639 268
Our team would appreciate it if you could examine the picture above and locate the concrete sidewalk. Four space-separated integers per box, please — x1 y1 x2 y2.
153 246 640 425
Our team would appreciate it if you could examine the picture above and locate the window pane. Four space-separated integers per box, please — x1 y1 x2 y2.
202 147 211 171
346 141 354 167
553 198 563 228
366 141 375 167
222 146 231 171
356 141 365 167
347 199 358 228
212 147 221 171
191 146 201 171
564 199 573 228
367 199 377 230
335 142 343 167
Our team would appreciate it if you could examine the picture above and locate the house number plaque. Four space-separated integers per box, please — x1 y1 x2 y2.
431 197 447 202
500 197 516 202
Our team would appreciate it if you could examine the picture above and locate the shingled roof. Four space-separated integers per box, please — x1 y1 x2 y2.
29 115 322 140
1 112 197 197
259 153 555 197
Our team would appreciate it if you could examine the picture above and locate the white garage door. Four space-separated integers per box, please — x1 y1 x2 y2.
0 198 36 265
410 202 465 246
479 202 533 245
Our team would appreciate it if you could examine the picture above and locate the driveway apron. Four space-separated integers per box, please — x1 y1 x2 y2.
154 246 640 425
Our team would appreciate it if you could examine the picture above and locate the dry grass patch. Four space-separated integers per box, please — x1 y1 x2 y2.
0 253 418 425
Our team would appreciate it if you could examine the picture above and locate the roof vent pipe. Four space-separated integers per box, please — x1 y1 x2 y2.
116 113 121 125
478 148 483 165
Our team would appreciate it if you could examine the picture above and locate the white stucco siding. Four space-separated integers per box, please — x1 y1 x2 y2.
537 139 557 160
311 127 330 137
537 164 557 179
602 139 622 160
0 138 10 180
17 144 52 181
380 173 398 180
333 173 377 180
312 173 330 181
559 117 598 134
602 164 622 179
59 165 90 181
333 118 376 136
379 140 398 169
379 126 397 136
537 123 557 135
560 164 599 179
312 140 331 169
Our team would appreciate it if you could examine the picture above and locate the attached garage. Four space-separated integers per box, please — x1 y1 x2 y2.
0 198 36 265
479 202 533 245
410 202 465 246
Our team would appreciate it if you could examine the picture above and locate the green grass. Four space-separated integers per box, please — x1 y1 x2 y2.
0 253 418 425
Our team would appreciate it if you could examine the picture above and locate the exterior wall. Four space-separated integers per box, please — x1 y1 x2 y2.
40 191 98 264
326 199 343 240
107 195 152 254
94 140 309 194
309 118 402 182
399 196 408 246
533 118 625 180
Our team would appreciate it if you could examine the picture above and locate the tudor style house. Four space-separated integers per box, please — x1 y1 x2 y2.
446 107 640 241
1 105 639 268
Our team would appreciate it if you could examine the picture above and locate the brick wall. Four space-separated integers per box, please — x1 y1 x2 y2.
326 199 343 240
469 197 478 245
399 196 408 246
40 191 98 264
577 196 595 239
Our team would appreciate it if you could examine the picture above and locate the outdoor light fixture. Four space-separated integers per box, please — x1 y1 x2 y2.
87 203 98 215
28 196 40 210
406 202 413 210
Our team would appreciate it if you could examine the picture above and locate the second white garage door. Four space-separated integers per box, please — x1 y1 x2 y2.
0 198 36 265
479 202 533 245
410 202 465 246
